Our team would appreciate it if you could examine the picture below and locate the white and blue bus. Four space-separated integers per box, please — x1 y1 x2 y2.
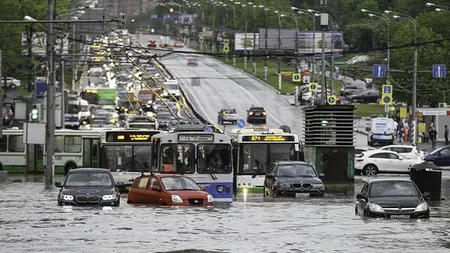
230 128 303 193
151 130 233 203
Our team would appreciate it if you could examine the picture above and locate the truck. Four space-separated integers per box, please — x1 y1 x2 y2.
366 117 395 146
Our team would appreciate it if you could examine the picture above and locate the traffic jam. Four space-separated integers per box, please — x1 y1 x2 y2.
1 30 444 221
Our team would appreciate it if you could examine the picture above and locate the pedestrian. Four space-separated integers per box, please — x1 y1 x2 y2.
393 120 398 138
429 127 437 149
397 121 403 143
445 125 449 145
403 125 408 144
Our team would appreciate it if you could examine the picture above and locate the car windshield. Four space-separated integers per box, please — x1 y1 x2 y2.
370 181 419 197
65 172 112 187
222 109 236 114
276 164 317 177
161 177 201 191
250 107 265 111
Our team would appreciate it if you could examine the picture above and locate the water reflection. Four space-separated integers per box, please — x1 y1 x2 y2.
0 174 450 252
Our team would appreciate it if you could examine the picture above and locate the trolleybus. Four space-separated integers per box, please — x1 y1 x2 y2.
230 128 303 193
0 129 101 174
99 129 161 188
151 130 233 202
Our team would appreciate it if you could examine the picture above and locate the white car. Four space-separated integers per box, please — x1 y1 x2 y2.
379 145 424 159
355 146 377 157
3 77 21 88
355 150 421 176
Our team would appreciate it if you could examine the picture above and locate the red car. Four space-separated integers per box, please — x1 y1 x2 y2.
173 41 184 48
187 58 198 66
127 174 214 206
147 40 157 48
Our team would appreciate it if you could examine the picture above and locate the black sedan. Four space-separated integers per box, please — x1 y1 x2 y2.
55 168 122 206
264 161 325 197
347 89 380 104
247 106 267 124
355 179 430 219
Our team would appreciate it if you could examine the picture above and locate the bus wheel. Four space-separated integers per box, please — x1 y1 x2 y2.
64 163 77 176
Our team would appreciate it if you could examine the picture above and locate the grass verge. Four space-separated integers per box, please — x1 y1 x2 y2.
354 104 386 117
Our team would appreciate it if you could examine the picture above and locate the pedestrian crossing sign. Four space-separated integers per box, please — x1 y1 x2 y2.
380 84 393 105
223 45 230 53
309 82 318 92
292 73 301 82
327 95 337 105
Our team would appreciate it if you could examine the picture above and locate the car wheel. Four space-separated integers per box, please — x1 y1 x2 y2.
363 164 378 176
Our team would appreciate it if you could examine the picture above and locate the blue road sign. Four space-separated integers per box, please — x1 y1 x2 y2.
236 119 246 128
383 86 392 94
432 64 446 78
372 64 386 78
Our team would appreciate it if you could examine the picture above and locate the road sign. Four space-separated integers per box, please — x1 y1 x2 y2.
380 84 393 105
327 95 337 105
236 119 246 128
223 45 229 53
199 37 204 43
400 107 407 118
309 82 318 92
372 64 386 78
302 75 310 84
432 64 446 78
224 39 230 45
292 73 301 83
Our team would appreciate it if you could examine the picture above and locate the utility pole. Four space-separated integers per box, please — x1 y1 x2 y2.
72 23 76 91
0 51 3 138
46 0 56 186
60 35 65 129
320 0 328 104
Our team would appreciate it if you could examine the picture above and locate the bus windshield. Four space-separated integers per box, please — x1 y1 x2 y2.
197 144 232 174
81 93 98 104
101 145 152 172
160 144 195 174
239 143 296 175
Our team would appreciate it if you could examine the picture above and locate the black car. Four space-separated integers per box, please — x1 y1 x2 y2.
355 179 430 219
247 106 267 124
341 85 364 97
55 168 122 206
264 161 325 197
347 89 381 104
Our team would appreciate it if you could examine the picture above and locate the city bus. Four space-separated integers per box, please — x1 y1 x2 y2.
230 128 303 193
99 129 161 188
0 129 102 175
151 130 234 203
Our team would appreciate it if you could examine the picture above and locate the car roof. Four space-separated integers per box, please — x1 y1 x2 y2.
381 145 416 149
138 174 188 179
367 178 414 184
274 161 311 166
68 168 111 173
249 107 265 110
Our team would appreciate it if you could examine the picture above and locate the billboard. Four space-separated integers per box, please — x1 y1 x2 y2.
258 29 344 54
234 33 259 51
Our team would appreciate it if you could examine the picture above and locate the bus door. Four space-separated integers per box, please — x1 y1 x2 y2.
27 144 44 173
83 138 100 167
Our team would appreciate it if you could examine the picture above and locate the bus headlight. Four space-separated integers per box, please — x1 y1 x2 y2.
217 185 224 193
207 194 214 203
171 195 183 203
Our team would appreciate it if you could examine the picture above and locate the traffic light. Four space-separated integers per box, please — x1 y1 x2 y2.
30 105 39 121
380 84 393 105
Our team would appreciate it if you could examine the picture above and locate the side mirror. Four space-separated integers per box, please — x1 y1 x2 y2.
115 181 125 187
152 185 161 192
423 192 431 200
318 173 325 179
55 182 63 187
356 193 366 200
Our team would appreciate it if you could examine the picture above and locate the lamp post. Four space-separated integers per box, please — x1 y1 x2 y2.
308 9 327 103
280 12 299 73
361 9 390 84
385 10 418 145
292 7 317 81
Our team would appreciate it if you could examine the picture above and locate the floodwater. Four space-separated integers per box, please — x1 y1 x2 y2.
1 174 450 253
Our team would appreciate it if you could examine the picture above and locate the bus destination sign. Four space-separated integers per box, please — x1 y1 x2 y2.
106 132 157 142
242 135 295 142
178 134 214 142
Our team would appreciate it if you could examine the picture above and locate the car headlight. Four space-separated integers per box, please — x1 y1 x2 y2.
312 183 324 189
278 183 291 189
171 195 183 203
207 194 214 203
369 203 385 213
415 202 428 212
102 194 116 201
62 195 74 201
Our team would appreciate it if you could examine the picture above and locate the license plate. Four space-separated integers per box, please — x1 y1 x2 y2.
295 193 310 198
390 215 410 219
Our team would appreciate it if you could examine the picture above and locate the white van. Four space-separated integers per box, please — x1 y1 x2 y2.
367 117 395 146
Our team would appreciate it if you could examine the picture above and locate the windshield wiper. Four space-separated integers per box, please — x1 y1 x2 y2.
210 173 217 180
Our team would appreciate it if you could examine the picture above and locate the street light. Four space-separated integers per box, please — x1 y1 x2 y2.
361 9 390 84
385 9 418 145
292 7 317 81
262 6 282 90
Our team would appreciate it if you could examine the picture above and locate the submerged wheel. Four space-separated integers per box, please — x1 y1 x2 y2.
363 164 378 176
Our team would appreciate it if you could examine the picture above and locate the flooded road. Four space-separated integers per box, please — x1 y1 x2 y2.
1 174 450 253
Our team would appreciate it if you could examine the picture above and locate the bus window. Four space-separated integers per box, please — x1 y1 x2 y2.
134 146 152 172
175 144 194 174
101 145 133 172
8 136 24 152
269 144 295 163
240 144 268 175
64 136 82 153
161 145 175 172
197 144 231 174
55 136 64 152
0 136 7 152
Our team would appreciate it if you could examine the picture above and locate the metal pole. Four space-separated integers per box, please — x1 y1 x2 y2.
232 6 236 67
46 0 55 186
244 19 248 71
312 15 316 81
330 20 334 93
0 51 3 138
264 9 268 81
60 36 64 129
412 21 417 145
277 13 281 90
72 23 76 91
212 15 215 53
321 26 326 103
252 7 256 75
386 19 390 83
